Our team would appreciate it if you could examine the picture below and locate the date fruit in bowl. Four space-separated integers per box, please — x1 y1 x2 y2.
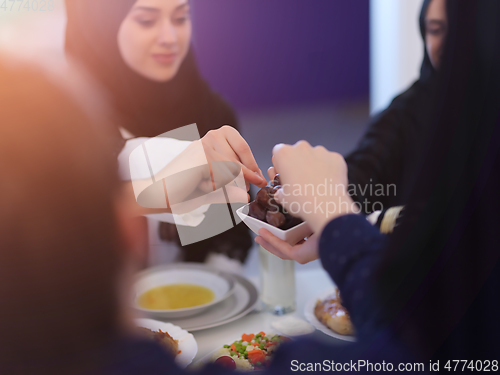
236 174 313 245
248 174 303 230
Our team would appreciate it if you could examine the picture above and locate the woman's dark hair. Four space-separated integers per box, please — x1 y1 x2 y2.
345 0 441 211
0 60 124 373
419 0 437 81
375 0 500 360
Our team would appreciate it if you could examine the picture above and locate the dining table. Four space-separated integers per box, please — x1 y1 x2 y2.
190 247 353 363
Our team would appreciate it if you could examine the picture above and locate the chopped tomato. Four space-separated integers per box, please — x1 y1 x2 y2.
215 356 236 370
242 333 255 342
247 349 266 365
230 344 236 351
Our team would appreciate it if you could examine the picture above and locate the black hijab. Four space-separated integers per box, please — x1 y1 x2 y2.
345 0 439 212
418 0 436 82
374 0 500 360
64 0 238 138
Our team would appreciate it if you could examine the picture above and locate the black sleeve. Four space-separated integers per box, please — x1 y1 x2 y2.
344 81 427 214
345 106 407 213
318 214 387 336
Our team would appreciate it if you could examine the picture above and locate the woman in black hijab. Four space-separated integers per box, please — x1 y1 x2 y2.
65 0 237 138
261 0 500 367
346 0 445 213
65 0 253 264
258 0 446 258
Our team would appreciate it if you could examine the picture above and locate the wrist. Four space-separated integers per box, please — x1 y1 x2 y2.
303 196 358 234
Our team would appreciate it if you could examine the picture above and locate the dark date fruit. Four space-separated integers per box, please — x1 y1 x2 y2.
266 211 286 227
271 185 281 195
247 173 302 230
248 201 267 221
267 198 279 212
281 215 303 230
273 174 281 187
256 186 274 206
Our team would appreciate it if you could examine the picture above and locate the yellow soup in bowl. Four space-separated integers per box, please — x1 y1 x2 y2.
138 283 215 310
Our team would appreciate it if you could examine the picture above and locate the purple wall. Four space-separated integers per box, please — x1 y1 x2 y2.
191 0 369 111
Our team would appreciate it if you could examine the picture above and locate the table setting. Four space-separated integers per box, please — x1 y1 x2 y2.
133 177 356 371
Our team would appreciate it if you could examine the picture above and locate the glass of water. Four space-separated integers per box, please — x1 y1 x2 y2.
258 245 296 315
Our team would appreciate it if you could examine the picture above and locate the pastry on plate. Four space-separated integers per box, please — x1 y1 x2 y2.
314 288 354 336
139 327 179 357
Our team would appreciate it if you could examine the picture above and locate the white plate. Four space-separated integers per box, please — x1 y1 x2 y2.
167 274 258 331
135 265 235 319
153 268 259 331
135 318 198 368
304 287 356 342
236 204 313 245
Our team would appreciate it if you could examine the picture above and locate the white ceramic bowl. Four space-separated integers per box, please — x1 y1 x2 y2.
236 204 313 245
135 266 235 319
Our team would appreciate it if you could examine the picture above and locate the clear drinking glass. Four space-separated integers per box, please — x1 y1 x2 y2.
258 245 296 315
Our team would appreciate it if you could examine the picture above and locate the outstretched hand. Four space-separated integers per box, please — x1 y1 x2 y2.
128 126 265 216
201 126 267 191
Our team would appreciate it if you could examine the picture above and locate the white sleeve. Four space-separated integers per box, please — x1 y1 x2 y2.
118 137 209 227
117 137 192 181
